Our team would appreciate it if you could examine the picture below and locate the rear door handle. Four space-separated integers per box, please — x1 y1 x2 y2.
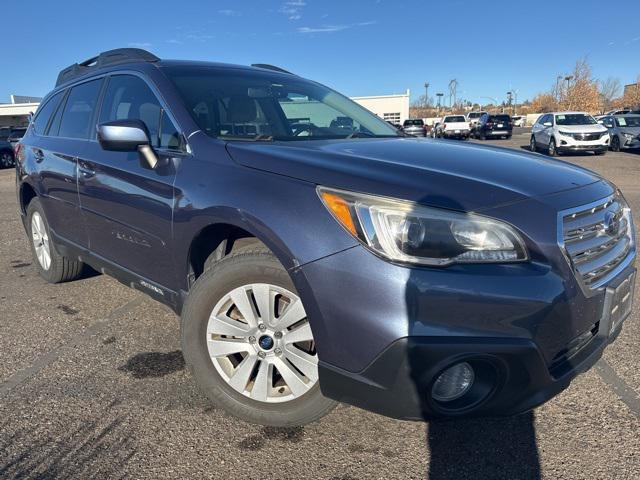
78 160 96 179
32 148 44 163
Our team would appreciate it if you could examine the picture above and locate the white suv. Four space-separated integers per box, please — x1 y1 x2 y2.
530 112 609 156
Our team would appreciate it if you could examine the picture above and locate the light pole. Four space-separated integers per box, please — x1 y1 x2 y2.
424 82 430 107
436 93 444 113
506 91 513 114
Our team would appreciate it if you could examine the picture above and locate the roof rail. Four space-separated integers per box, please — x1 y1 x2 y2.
55 48 160 87
251 64 294 75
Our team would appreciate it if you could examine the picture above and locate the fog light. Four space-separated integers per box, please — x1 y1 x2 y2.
432 362 475 402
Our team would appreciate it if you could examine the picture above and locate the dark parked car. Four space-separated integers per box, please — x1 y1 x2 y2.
16 49 636 426
5 127 27 148
402 118 427 136
474 113 513 140
0 139 14 168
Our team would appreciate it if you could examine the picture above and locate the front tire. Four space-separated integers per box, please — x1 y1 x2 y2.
181 248 337 426
530 135 537 152
26 198 84 283
548 137 558 156
611 136 621 152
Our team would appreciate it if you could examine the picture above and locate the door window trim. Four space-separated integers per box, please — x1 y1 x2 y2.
99 71 187 154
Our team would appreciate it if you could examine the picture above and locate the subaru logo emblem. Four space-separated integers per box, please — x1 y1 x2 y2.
603 211 620 236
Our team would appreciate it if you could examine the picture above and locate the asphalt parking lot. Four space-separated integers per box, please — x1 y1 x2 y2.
1 130 640 479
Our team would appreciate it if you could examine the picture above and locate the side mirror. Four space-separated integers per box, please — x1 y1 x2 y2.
543 121 553 127
97 119 158 169
597 120 604 124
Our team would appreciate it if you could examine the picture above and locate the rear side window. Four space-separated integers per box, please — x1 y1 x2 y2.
31 92 64 135
58 79 103 139
99 75 182 150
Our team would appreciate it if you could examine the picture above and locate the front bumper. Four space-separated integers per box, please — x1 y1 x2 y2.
557 134 609 152
316 265 633 420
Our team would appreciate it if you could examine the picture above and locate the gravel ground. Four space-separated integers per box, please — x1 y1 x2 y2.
1 132 639 479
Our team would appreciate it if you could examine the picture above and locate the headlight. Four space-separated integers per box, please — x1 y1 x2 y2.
318 187 528 266
558 131 574 138
624 133 635 141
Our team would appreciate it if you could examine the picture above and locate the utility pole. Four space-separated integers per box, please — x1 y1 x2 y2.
506 91 513 115
424 82 430 107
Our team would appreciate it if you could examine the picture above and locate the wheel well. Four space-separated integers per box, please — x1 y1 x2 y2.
188 223 267 284
20 183 37 214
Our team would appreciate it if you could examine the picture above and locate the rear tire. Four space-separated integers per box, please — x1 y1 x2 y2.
26 198 84 283
181 248 337 426
0 150 14 168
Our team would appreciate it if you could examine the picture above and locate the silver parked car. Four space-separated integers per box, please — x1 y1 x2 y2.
598 114 640 151
402 118 427 137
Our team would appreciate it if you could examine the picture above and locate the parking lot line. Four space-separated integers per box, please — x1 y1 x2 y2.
595 359 640 417
0 297 144 397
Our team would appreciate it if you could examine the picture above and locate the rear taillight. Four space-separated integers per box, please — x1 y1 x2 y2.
486 122 494 128
14 143 24 163
443 123 447 129
509 122 513 128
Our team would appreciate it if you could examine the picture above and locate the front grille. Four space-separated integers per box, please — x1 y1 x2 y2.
567 132 604 141
560 195 634 290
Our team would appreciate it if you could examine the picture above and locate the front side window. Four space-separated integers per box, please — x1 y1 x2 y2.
555 114 596 126
31 91 64 135
99 75 182 150
164 66 399 141
57 79 103 139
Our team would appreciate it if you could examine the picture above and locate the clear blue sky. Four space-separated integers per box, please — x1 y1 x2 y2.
6 0 640 105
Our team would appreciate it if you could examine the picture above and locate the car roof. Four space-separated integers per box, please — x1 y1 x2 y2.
551 111 589 115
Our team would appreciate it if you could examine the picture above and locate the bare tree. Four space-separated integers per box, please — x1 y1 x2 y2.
599 77 622 112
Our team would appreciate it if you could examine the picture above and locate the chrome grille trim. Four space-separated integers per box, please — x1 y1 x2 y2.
558 193 636 296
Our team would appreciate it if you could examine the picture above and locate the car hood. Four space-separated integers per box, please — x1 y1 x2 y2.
226 137 602 212
621 127 640 135
556 124 608 133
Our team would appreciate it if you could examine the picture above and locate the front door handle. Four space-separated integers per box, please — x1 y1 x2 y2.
78 160 96 179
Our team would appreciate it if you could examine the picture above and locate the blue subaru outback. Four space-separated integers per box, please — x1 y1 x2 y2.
15 49 636 426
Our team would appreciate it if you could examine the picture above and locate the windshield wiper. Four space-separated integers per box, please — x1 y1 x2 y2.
222 134 274 142
345 131 376 139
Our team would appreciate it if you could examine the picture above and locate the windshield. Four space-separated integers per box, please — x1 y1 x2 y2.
491 115 511 122
403 119 424 126
467 112 481 119
555 114 597 126
445 116 466 122
164 66 399 141
617 116 640 128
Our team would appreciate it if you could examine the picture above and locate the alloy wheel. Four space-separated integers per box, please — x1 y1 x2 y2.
206 283 318 403
548 138 556 156
0 152 12 168
530 136 536 152
31 212 51 270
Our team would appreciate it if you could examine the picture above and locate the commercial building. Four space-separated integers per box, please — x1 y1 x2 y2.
0 96 42 128
351 90 411 125
0 90 412 130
